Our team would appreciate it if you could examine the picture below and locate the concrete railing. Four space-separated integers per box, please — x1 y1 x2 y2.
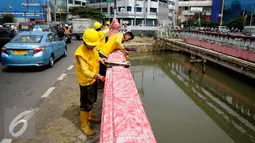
157 29 255 63
100 51 156 143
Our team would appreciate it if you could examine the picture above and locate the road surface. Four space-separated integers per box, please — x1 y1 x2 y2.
0 40 81 140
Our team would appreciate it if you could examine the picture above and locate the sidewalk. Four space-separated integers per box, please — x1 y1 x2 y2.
12 67 103 143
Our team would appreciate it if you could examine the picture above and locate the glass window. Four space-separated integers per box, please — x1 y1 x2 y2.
150 8 157 13
118 7 125 12
135 7 142 12
223 0 253 24
127 6 132 12
74 1 81 5
82 2 85 5
10 35 43 43
102 8 107 12
68 0 73 4
47 33 54 42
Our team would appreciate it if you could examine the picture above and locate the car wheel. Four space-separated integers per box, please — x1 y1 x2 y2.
63 47 67 57
49 55 54 68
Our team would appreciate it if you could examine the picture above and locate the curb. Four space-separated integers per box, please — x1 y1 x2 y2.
1 62 75 143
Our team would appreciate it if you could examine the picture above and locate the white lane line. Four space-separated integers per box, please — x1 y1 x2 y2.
41 87 55 98
23 109 37 121
58 73 67 80
0 139 12 143
67 65 74 70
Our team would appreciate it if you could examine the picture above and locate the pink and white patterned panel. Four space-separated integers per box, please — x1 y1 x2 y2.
100 51 157 143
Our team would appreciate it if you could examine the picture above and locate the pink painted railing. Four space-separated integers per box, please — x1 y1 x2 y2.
100 50 156 143
168 30 255 63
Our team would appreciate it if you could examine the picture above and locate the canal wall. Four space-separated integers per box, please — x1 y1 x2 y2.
124 37 154 52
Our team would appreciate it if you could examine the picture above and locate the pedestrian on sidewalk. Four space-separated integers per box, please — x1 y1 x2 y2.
97 31 134 81
74 28 106 136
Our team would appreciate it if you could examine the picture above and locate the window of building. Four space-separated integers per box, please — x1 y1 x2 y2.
82 2 85 5
74 1 81 5
135 7 142 12
102 8 107 12
184 7 189 10
118 7 125 12
96 8 101 12
150 8 157 13
127 6 132 12
151 0 157 1
68 0 73 4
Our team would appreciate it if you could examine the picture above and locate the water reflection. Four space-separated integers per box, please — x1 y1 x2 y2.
130 53 255 143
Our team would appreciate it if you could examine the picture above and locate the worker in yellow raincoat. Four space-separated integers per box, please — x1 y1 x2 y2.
98 31 134 79
93 21 109 51
104 21 110 42
74 28 106 136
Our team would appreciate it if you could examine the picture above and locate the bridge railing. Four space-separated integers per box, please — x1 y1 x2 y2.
157 29 255 49
157 29 255 63
100 51 156 143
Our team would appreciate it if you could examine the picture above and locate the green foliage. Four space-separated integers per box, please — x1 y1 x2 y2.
140 32 144 38
226 17 246 31
0 14 16 24
201 20 219 27
69 6 105 21
147 32 153 37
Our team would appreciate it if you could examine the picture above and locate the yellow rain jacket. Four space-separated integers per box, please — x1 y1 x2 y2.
104 25 110 37
98 33 124 57
96 30 105 50
75 44 101 86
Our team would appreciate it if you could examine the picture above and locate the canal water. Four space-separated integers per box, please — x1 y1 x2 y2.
129 52 255 143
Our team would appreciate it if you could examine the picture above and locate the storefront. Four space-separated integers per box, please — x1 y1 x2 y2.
0 0 49 22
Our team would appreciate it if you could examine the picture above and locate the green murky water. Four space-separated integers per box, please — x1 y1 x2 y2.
129 52 255 143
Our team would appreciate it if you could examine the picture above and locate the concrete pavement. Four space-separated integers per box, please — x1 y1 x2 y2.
9 67 103 143
0 40 81 140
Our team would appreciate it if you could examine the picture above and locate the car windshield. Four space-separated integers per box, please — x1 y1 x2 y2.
10 35 43 43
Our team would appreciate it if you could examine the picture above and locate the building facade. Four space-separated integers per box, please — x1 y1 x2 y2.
86 0 175 26
49 0 68 22
211 0 254 24
177 0 212 25
0 0 49 22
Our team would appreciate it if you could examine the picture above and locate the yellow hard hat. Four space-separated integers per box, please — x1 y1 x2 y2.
94 21 102 29
82 28 100 46
106 21 110 25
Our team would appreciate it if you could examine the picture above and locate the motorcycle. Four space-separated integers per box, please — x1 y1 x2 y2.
64 32 71 44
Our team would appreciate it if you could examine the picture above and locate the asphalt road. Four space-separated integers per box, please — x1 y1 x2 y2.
0 40 81 140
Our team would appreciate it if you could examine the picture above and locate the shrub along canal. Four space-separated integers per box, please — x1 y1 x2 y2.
129 52 255 143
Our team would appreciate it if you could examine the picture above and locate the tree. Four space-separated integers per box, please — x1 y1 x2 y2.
69 7 105 21
0 14 16 24
226 17 246 31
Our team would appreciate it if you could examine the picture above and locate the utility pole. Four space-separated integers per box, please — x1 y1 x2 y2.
134 0 137 26
114 0 116 17
54 0 56 22
143 0 146 26
250 4 254 26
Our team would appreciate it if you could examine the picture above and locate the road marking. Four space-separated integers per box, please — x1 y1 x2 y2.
58 73 67 80
0 139 12 143
23 109 37 121
41 87 55 98
67 65 74 70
